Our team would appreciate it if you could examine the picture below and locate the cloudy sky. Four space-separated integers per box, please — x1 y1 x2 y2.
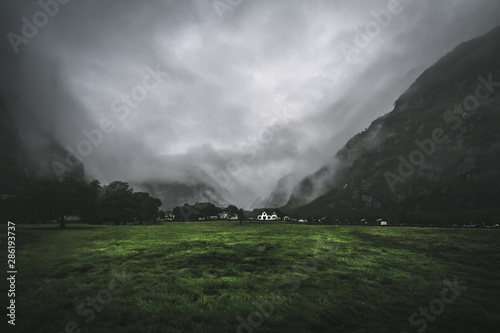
1 0 500 208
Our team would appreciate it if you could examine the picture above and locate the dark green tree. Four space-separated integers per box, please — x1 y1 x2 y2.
14 177 100 228
133 192 162 224
226 205 239 218
172 204 201 221
195 202 222 220
239 208 244 225
100 181 135 225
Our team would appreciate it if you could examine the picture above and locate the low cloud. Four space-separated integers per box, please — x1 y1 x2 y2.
1 0 500 208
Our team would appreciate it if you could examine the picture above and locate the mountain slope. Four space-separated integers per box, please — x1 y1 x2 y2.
136 167 234 209
0 101 27 193
254 171 307 208
290 25 500 224
0 99 85 193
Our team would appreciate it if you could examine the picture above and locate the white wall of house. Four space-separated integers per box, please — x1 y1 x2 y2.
257 211 278 220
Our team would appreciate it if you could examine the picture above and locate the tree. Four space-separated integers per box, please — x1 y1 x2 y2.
239 208 244 225
100 181 135 225
58 177 100 227
3 177 165 227
226 205 239 218
26 177 60 224
15 177 100 228
133 192 162 224
83 180 101 224
172 204 200 222
196 202 222 220
172 206 183 221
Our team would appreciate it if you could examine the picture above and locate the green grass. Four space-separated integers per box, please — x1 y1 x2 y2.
2 222 499 333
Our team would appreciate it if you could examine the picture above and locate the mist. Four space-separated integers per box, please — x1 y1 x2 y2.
1 0 500 208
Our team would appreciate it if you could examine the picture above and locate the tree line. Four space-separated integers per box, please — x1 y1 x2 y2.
0 178 162 228
171 203 243 222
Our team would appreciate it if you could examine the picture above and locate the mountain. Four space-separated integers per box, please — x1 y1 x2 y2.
0 101 27 193
253 171 306 208
286 25 500 225
136 169 234 209
0 98 232 206
0 100 85 194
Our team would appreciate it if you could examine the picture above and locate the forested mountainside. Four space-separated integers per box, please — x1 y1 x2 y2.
287 25 500 224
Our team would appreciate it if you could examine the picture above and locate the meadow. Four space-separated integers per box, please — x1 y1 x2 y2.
2 222 499 333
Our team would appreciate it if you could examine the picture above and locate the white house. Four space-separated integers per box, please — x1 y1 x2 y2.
219 212 230 220
257 211 278 221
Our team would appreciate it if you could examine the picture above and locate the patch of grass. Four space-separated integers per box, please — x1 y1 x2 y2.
2 222 499 332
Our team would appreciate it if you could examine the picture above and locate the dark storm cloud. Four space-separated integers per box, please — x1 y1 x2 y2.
1 0 500 208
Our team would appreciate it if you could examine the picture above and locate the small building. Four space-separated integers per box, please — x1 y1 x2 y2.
219 212 230 220
257 211 278 221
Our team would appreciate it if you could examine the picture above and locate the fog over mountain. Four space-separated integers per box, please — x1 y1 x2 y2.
287 25 500 224
1 0 500 208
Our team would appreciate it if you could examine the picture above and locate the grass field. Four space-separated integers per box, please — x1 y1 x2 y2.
2 222 500 333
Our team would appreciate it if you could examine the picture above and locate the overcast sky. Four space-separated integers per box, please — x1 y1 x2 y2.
1 0 500 208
